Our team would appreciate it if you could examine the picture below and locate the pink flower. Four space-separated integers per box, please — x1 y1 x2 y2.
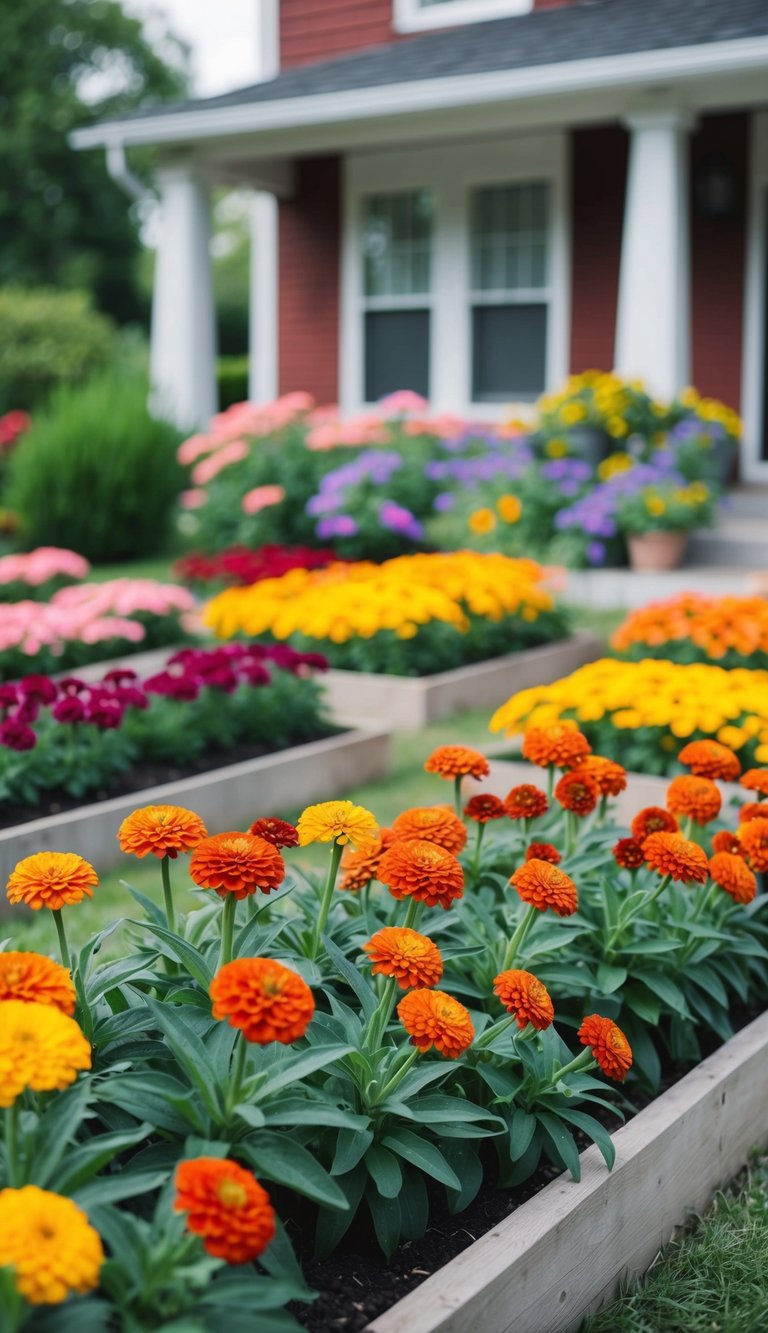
180 489 207 510
241 485 285 515
378 390 429 416
177 433 215 465
191 439 249 486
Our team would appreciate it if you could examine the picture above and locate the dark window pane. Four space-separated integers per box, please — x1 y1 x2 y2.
472 304 547 400
365 310 430 401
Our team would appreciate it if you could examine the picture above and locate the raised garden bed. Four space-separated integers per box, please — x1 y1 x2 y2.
0 725 391 890
322 633 602 731
366 1009 768 1333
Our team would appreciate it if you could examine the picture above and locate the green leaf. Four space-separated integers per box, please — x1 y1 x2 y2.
622 939 682 955
144 998 222 1118
556 1108 616 1170
263 1098 370 1132
365 1145 402 1199
408 1094 505 1132
56 1125 152 1194
509 1107 537 1162
241 1132 349 1210
133 921 213 989
332 1127 374 1176
623 984 661 1024
73 1169 168 1208
441 1140 483 1215
233 1104 266 1130
104 1072 196 1135
367 1187 401 1258
25 1080 93 1188
256 1045 353 1101
321 935 378 1021
315 1164 366 1259
122 880 165 925
382 1128 460 1190
537 1111 582 1181
596 963 627 994
632 970 692 1018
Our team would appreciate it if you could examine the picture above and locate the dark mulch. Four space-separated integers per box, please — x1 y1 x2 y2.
0 729 337 831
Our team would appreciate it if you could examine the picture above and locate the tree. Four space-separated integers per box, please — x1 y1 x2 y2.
0 0 190 323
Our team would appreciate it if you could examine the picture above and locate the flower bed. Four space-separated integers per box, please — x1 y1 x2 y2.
0 546 90 601
203 552 570 678
490 658 768 775
1 729 767 1328
611 592 768 669
173 543 339 590
0 578 197 679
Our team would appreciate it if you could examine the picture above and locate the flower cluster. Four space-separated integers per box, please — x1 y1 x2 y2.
537 370 664 441
612 593 768 670
0 546 90 598
491 657 768 773
173 543 338 588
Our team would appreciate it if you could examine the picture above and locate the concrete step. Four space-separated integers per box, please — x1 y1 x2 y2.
687 515 768 568
722 486 768 520
563 567 758 611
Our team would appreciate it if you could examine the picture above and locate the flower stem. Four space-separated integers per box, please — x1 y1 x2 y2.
471 822 485 882
475 1014 514 1049
161 855 175 934
402 898 424 932
372 1046 420 1106
310 840 344 960
501 903 539 971
363 975 399 1052
52 910 70 972
565 811 578 859
546 1049 596 1086
5 1102 20 1187
226 1033 249 1119
605 873 671 955
219 894 237 970
453 775 463 819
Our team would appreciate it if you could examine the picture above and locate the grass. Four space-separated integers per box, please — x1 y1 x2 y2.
584 1154 768 1332
85 554 179 584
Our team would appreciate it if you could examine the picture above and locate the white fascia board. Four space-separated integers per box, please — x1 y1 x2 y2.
71 36 768 151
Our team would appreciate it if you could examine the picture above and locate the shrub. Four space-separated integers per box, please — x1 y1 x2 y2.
217 355 250 409
7 372 185 562
0 288 115 412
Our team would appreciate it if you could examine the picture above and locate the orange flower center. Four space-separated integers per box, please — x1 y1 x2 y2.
217 1179 248 1209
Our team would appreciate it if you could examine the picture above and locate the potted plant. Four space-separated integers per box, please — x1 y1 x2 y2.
616 479 716 571
535 371 662 470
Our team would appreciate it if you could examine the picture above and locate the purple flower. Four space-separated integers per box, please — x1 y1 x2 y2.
306 492 342 516
586 541 607 566
53 697 86 724
316 515 359 539
0 719 36 751
19 674 57 705
378 501 424 541
433 492 456 512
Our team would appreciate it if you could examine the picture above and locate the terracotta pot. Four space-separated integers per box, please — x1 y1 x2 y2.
627 530 688 571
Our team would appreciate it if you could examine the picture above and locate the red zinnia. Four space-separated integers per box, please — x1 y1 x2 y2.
504 785 548 820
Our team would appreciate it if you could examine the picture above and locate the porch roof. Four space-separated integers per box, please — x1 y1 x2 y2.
73 0 768 154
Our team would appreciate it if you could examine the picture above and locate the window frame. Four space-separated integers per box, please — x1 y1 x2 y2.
393 0 533 35
341 133 569 417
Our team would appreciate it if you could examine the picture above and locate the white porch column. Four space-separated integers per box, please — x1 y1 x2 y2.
150 162 217 429
614 108 694 399
249 0 280 403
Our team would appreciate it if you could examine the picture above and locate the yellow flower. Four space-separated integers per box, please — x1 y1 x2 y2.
561 403 588 424
468 508 496 535
297 800 378 848
645 495 666 517
0 1186 103 1305
0 999 91 1107
545 438 568 458
497 494 522 524
597 453 633 481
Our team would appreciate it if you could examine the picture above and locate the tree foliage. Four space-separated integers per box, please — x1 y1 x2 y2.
0 0 190 323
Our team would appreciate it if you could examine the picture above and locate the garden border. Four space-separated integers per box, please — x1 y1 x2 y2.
0 726 391 891
367 1008 768 1333
320 633 602 730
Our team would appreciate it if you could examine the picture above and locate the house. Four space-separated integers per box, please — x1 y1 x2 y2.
73 0 768 479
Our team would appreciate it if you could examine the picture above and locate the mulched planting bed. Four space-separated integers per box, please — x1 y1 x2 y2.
0 728 339 831
289 1011 755 1332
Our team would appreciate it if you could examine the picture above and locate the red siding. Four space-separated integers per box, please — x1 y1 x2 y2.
569 126 629 374
690 113 749 410
278 156 341 403
281 0 395 69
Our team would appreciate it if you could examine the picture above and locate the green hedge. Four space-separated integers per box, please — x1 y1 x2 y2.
0 287 115 412
217 355 250 410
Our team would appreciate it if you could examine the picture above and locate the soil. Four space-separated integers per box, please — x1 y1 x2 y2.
289 1008 755 1332
0 728 338 831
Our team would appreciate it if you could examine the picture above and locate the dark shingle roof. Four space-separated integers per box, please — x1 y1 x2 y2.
107 0 768 124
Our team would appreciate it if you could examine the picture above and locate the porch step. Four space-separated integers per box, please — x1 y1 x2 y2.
722 486 768 519
687 515 768 568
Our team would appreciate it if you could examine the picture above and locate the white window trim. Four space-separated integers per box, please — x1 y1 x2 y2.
393 0 533 36
341 133 570 418
741 110 768 481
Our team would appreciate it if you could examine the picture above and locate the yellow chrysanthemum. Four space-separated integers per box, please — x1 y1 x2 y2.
0 1186 103 1305
297 799 378 848
0 999 91 1107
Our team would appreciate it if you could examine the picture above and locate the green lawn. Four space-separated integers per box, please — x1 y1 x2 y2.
584 1155 768 1332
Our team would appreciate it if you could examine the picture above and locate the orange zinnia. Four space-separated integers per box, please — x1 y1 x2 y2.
6 852 98 912
525 841 561 865
248 817 299 849
740 769 768 796
554 770 600 817
570 754 627 796
174 1157 275 1264
678 739 741 782
738 819 768 872
712 830 743 855
377 839 464 910
117 804 208 860
463 794 507 824
397 988 474 1058
424 745 490 782
739 802 768 824
493 969 554 1030
578 1014 632 1081
210 957 314 1044
504 784 548 820
708 852 756 905
510 859 578 916
363 928 443 990
339 829 395 892
612 837 646 871
643 831 709 883
666 775 722 826
189 833 285 900
522 722 591 769
0 953 75 1015
630 806 678 840
391 805 467 855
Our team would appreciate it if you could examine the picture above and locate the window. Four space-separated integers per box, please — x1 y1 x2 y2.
394 0 533 34
361 190 433 401
470 182 551 401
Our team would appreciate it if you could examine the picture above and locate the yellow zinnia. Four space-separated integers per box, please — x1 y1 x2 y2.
297 800 378 848
497 494 522 524
0 999 91 1106
0 1186 103 1305
468 508 496 535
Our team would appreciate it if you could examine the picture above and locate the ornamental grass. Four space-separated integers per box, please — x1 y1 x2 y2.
203 551 569 677
1 725 767 1325
491 656 768 774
